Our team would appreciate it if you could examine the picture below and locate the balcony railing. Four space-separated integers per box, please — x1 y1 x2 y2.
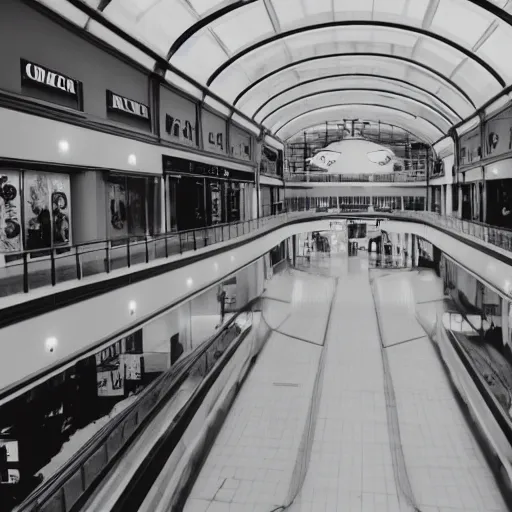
2 206 512 303
284 170 427 183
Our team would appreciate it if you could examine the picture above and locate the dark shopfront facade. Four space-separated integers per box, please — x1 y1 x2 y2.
163 156 255 232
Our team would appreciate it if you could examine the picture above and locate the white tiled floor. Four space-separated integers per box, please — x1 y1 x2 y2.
184 254 509 512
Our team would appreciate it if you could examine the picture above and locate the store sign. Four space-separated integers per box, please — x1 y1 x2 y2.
162 155 254 182
484 105 512 158
107 90 150 120
21 59 80 96
231 126 252 161
459 127 481 166
202 109 226 154
165 115 194 143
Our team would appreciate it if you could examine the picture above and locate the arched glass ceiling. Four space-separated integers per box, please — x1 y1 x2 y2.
277 105 445 142
36 0 512 140
253 78 462 124
264 91 453 133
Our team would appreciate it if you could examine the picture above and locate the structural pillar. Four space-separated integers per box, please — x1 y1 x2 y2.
440 185 445 215
401 196 405 210
458 186 463 219
446 183 453 217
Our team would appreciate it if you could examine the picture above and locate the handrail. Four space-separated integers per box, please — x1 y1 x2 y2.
283 171 427 183
13 299 258 512
0 212 289 298
3 207 512 302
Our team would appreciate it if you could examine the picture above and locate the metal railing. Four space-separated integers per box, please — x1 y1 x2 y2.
395 211 512 253
3 207 512 302
13 303 255 512
284 170 427 183
0 214 291 299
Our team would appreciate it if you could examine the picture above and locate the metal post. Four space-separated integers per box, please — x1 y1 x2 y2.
76 247 82 280
23 252 28 293
193 230 197 250
51 249 56 286
127 238 131 268
145 236 149 263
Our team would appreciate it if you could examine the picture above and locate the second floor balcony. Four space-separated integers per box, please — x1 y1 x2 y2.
284 170 427 184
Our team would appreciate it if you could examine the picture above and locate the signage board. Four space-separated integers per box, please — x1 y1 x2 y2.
485 105 512 158
160 87 197 147
202 109 227 154
107 90 150 120
162 155 255 182
21 59 80 97
459 127 481 166
231 125 252 161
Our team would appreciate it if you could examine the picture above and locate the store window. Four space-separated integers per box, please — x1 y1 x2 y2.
0 170 71 255
107 175 160 240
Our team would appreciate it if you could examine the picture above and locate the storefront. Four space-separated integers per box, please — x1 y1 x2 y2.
162 156 254 231
106 173 161 240
0 169 71 256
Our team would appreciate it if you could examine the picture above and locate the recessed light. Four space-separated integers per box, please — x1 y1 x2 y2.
45 337 58 353
128 154 137 166
129 300 137 315
58 140 69 153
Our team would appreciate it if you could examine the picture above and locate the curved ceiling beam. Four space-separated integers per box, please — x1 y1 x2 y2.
252 75 463 121
260 89 455 127
233 53 476 109
274 103 445 138
167 0 512 59
205 21 505 87
285 121 431 145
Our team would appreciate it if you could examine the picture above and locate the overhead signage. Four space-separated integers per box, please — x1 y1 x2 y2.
165 115 194 142
459 127 481 166
162 155 254 182
484 104 512 158
107 90 150 120
21 59 80 97
202 109 227 154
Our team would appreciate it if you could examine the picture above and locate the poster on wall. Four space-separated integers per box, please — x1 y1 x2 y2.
231 126 252 161
121 354 142 381
108 181 128 238
49 174 71 246
0 171 21 252
97 368 124 397
23 172 71 251
0 439 20 485
24 172 51 251
485 105 512 158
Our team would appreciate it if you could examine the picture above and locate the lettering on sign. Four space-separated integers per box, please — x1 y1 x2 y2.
165 115 194 142
21 59 79 96
107 90 150 120
208 132 224 150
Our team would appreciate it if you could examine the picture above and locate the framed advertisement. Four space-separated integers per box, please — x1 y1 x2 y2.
0 171 21 253
121 354 142 381
23 171 71 252
97 368 124 397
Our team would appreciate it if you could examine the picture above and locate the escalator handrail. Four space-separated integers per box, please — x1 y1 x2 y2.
14 298 259 512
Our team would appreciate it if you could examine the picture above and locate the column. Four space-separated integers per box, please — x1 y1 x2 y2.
458 185 463 218
160 176 166 233
440 185 445 215
502 298 510 349
446 183 453 217
401 196 405 210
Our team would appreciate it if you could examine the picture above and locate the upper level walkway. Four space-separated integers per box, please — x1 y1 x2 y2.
3 207 512 407
284 170 427 184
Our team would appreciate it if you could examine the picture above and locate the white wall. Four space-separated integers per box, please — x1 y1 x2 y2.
0 219 329 396
0 108 255 175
